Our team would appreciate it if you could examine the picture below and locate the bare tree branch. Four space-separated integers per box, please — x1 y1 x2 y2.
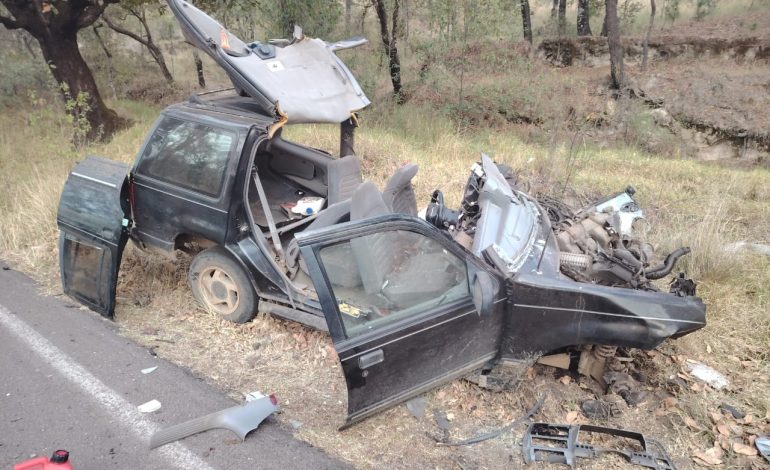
102 13 149 47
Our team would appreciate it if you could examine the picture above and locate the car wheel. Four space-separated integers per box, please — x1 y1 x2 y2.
189 247 257 323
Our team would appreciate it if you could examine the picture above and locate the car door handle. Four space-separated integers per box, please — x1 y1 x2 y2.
358 349 384 369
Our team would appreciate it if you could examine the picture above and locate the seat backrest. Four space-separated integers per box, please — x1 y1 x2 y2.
382 163 419 216
327 155 363 205
350 181 395 294
287 199 351 270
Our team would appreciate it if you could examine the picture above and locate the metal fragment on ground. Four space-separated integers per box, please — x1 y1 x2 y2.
522 423 676 469
757 436 770 463
149 394 279 449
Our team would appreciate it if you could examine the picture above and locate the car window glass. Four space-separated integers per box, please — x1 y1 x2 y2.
137 117 235 197
318 230 469 338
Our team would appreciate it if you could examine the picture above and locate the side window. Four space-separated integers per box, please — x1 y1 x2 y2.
137 117 236 197
318 230 469 338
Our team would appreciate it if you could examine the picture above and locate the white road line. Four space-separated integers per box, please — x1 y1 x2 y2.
0 305 216 470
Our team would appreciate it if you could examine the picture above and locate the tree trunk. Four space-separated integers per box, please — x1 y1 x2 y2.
642 0 656 70
551 0 559 17
577 0 592 36
558 0 567 35
520 0 533 44
345 0 353 35
601 14 608 36
92 25 117 101
373 0 403 102
605 0 624 89
37 33 125 140
193 50 206 88
360 3 370 35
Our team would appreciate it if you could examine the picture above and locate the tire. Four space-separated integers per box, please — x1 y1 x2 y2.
188 246 257 324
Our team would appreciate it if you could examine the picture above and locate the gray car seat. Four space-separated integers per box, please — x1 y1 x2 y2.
285 199 351 270
382 163 419 216
326 155 363 205
349 181 394 294
350 180 462 307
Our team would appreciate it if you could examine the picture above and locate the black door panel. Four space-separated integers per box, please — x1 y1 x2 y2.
57 157 130 317
297 216 506 425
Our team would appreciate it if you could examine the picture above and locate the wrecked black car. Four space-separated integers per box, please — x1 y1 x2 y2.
56 0 706 425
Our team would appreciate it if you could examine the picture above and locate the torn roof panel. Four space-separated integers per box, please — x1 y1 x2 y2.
168 0 370 124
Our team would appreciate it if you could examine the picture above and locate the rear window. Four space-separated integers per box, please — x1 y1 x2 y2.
136 116 236 197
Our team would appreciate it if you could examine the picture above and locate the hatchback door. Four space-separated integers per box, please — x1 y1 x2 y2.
166 0 370 124
57 157 130 317
297 216 506 426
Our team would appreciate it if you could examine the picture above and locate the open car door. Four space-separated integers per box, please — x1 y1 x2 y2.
166 0 370 124
57 157 130 317
297 216 506 426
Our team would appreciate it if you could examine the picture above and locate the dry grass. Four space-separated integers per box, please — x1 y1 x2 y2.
1 95 769 469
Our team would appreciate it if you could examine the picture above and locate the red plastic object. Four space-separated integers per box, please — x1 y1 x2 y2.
13 450 73 470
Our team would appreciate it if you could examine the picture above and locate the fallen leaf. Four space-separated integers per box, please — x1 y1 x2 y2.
733 442 758 456
446 412 455 421
710 411 724 424
684 416 700 430
742 415 753 425
526 367 536 380
566 410 580 424
691 382 703 392
677 372 692 381
693 447 723 466
741 361 755 369
706 343 712 354
646 350 658 357
717 424 730 436
559 376 571 385
717 435 731 450
663 397 679 410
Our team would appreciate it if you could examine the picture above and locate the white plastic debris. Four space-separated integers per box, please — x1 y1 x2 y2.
685 360 729 390
141 366 158 375
138 399 162 413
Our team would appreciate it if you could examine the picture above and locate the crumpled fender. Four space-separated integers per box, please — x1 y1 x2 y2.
149 394 279 449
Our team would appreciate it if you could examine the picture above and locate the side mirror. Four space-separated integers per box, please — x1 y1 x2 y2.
471 271 497 315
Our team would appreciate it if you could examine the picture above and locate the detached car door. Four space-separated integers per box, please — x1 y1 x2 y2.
57 157 130 317
297 217 506 426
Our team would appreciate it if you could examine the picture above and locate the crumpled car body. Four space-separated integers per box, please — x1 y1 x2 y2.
55 1 706 426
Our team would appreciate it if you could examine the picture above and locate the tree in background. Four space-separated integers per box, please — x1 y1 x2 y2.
520 0 532 43
262 0 341 38
0 0 127 141
372 0 404 102
557 0 567 35
641 0 655 70
102 1 174 85
605 0 624 88
577 0 593 35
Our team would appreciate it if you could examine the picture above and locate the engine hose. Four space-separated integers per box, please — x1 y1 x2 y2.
645 247 691 280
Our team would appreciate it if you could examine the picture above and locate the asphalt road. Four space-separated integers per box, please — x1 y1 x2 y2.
0 263 349 470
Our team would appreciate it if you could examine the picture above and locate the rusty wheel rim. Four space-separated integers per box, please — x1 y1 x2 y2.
198 266 240 316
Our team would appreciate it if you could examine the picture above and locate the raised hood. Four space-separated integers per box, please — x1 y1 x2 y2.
167 0 370 124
